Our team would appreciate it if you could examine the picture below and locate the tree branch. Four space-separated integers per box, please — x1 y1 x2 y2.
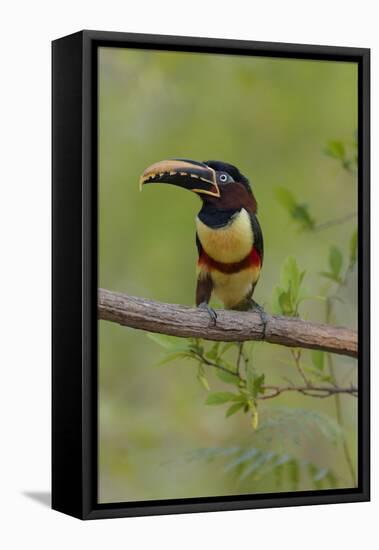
98 289 357 359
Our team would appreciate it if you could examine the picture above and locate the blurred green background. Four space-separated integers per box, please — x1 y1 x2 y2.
98 47 358 503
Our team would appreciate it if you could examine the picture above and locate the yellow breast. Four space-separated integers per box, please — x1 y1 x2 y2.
211 268 259 309
196 208 253 263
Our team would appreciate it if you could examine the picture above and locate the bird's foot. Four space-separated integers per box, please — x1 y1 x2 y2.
250 300 268 338
198 302 218 326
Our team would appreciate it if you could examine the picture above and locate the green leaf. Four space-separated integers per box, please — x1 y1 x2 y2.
329 246 343 277
220 342 236 355
154 352 192 366
342 159 353 172
249 373 265 399
311 350 324 372
280 257 304 301
216 368 239 385
251 408 259 430
291 204 315 230
350 228 358 266
303 365 333 382
221 358 238 371
198 375 210 391
275 188 315 230
205 342 220 360
278 290 293 316
275 187 297 211
147 333 188 350
274 257 306 316
298 270 306 290
324 140 345 160
246 365 255 396
225 402 244 418
205 392 241 406
246 362 265 400
298 294 327 304
280 256 296 289
271 286 283 315
319 271 343 284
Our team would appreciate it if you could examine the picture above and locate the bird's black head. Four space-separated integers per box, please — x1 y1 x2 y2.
140 158 257 213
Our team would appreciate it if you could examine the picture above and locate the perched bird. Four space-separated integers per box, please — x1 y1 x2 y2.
140 159 264 324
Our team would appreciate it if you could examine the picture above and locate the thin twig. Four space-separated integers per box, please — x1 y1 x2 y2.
260 384 358 400
192 349 357 401
291 348 311 387
192 352 239 377
236 343 244 377
313 212 357 231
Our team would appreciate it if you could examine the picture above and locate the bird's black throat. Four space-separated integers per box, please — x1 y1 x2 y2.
198 204 241 229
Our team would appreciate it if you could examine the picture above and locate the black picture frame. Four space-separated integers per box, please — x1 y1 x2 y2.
52 30 370 520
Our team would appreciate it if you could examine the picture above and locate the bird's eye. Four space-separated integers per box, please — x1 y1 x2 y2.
219 173 229 183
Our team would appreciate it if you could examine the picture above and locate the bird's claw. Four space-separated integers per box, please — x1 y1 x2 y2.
250 300 268 337
198 302 217 326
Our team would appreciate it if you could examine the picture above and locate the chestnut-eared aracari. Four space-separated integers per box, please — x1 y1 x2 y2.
140 159 265 325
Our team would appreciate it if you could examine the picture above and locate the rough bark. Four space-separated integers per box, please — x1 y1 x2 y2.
98 288 358 359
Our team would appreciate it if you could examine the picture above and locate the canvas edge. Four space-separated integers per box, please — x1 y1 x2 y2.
52 30 370 520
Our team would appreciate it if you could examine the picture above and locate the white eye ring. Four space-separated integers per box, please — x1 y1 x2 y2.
219 174 228 183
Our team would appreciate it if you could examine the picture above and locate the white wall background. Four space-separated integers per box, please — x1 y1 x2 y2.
0 1 376 548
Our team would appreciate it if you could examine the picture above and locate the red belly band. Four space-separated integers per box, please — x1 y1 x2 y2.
198 248 261 274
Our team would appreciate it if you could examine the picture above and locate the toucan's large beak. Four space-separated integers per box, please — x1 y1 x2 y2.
139 158 220 198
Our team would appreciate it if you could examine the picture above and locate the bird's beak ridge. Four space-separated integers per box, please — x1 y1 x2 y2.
139 158 220 198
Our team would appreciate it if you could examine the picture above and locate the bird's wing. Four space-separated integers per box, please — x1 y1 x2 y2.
249 212 264 266
196 232 203 257
195 232 213 306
